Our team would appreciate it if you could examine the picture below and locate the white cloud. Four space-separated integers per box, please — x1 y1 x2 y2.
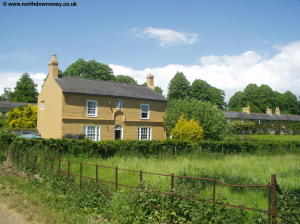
110 40 300 101
132 27 198 47
0 72 46 95
1 41 300 103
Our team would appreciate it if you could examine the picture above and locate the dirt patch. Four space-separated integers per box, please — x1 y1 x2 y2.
0 202 30 224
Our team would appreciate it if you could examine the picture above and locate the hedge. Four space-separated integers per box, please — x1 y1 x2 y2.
0 132 299 158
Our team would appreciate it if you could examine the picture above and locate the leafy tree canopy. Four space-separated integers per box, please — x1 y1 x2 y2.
9 73 38 103
190 79 226 109
154 86 163 95
63 59 114 81
6 105 37 129
165 99 230 140
228 84 300 114
114 75 137 84
167 72 190 100
167 73 226 108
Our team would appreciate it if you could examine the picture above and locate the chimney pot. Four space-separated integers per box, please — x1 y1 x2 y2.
242 106 250 114
48 54 59 78
146 73 154 89
266 107 272 115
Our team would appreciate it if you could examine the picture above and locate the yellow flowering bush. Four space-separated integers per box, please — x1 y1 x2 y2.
6 105 37 129
171 115 204 141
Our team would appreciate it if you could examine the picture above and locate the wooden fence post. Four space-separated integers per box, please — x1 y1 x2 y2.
270 174 277 224
58 159 61 175
33 155 37 173
139 170 143 186
51 158 54 172
44 156 47 170
80 162 83 188
26 152 29 169
212 181 216 202
170 173 175 191
67 161 71 178
96 164 99 184
115 166 118 191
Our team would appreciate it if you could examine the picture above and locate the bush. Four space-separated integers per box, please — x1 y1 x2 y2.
231 121 256 134
171 115 204 141
6 105 37 129
0 132 299 159
165 99 230 140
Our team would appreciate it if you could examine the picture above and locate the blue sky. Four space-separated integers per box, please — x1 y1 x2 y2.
1 0 300 99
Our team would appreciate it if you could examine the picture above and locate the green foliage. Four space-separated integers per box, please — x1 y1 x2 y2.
8 73 38 103
0 117 5 129
114 75 137 84
190 79 226 109
165 99 230 140
154 86 163 95
277 188 300 223
229 119 300 135
63 58 114 81
6 105 37 129
231 121 256 134
167 72 190 100
228 83 300 114
2 133 299 159
167 73 226 107
171 115 204 141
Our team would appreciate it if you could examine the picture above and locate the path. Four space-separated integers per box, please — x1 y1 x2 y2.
0 203 29 224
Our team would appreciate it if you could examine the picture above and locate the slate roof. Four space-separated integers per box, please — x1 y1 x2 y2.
224 111 300 122
0 101 28 109
55 76 166 102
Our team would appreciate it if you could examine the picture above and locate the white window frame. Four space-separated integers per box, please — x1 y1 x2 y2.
115 99 123 109
86 100 98 117
84 126 100 141
40 101 45 111
140 104 150 119
138 127 152 140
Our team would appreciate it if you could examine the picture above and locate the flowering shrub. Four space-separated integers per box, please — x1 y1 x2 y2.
6 105 37 129
171 115 204 141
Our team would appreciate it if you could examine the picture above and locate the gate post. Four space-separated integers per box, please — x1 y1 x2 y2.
270 174 277 223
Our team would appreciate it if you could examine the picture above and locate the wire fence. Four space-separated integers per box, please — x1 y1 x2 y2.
12 151 285 224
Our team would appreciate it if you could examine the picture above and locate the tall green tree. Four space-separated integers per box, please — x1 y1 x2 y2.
9 73 38 103
280 91 299 114
154 86 163 95
63 59 115 81
228 83 300 114
165 99 230 140
167 72 190 100
114 75 137 84
189 79 226 109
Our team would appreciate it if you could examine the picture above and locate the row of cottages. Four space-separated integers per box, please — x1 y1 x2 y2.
37 55 167 141
0 101 28 118
224 106 300 134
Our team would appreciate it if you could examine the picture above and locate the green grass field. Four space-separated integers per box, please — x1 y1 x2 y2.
229 134 300 142
49 151 300 212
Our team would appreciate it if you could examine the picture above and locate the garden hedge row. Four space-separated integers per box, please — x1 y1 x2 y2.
0 132 299 157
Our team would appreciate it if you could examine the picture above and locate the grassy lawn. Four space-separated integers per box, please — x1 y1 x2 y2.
51 151 300 212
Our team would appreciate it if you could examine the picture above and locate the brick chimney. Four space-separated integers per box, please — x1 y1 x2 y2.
49 54 59 78
146 73 154 89
242 106 250 114
275 107 280 115
266 107 272 115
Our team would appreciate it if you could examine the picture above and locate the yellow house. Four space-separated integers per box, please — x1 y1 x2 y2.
37 55 167 140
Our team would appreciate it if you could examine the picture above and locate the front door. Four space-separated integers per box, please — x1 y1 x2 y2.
115 125 122 140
